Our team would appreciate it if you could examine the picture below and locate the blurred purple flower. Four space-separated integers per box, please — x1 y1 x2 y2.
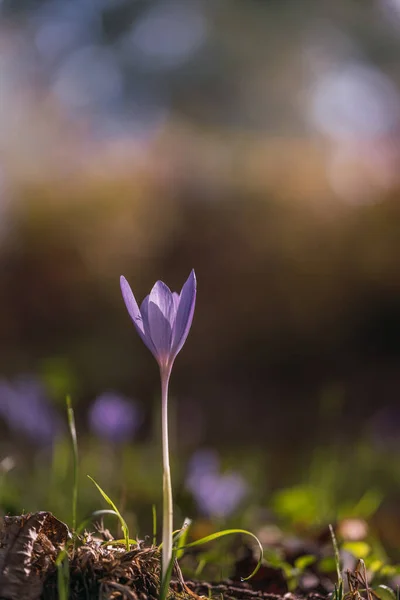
88 391 142 443
187 448 220 478
0 376 62 445
120 270 196 371
186 449 249 519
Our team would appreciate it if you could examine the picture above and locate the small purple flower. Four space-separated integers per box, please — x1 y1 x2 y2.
193 472 249 519
186 449 249 519
0 376 62 445
120 270 196 370
88 392 142 443
187 448 220 479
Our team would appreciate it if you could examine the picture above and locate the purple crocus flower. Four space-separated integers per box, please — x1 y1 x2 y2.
120 269 196 584
88 391 142 443
190 471 249 519
120 270 196 371
186 449 249 519
0 376 62 445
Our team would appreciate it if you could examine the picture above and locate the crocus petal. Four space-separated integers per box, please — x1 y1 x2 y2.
172 292 180 315
120 276 147 342
170 270 196 360
140 296 159 359
149 281 175 321
147 281 175 365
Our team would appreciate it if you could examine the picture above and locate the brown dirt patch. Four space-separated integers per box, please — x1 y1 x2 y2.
0 512 329 600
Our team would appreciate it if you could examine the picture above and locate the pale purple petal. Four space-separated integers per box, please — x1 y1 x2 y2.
147 281 174 364
140 295 158 359
170 270 196 359
172 292 180 314
120 276 145 338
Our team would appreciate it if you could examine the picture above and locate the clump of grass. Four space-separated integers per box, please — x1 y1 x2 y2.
87 475 132 551
51 537 172 600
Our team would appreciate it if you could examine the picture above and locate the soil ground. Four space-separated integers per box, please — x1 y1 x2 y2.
0 512 333 600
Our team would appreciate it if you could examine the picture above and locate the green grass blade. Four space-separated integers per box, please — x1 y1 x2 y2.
101 538 138 547
57 553 70 600
158 519 193 550
57 395 78 600
195 558 207 577
87 475 130 551
66 396 79 532
157 518 191 600
329 524 342 592
179 528 264 581
152 504 157 547
159 548 176 600
176 518 192 560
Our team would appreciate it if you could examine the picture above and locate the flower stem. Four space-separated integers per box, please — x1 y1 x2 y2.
160 366 173 584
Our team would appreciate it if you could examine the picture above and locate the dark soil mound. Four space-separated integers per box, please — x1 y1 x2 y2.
0 512 329 600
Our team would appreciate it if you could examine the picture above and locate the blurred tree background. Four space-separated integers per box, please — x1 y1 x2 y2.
1 0 400 552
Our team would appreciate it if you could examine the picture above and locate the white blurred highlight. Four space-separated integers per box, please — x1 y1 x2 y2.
310 63 400 141
309 62 400 202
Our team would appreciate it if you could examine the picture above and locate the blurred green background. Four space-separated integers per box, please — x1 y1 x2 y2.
1 0 400 566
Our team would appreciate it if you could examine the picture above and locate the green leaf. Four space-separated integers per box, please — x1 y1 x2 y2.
273 484 321 525
319 556 336 573
342 541 371 559
351 490 383 519
380 565 400 577
263 547 285 567
294 554 317 571
367 559 384 573
374 585 397 600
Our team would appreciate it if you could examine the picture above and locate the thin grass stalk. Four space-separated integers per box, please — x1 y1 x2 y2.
329 524 342 585
152 504 157 547
66 396 78 532
57 555 70 600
